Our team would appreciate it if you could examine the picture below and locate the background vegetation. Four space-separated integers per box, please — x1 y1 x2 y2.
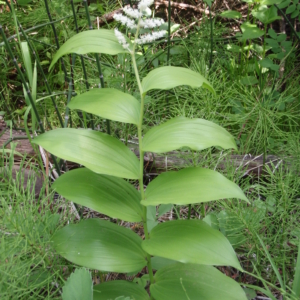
1 0 300 299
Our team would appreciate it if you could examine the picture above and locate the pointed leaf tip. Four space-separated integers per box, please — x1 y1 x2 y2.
49 29 129 70
142 116 237 153
141 66 215 94
143 167 249 206
33 128 140 179
142 219 243 271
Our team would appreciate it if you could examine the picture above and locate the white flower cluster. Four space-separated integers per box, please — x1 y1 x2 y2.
140 18 165 29
136 30 167 44
114 13 137 29
114 28 130 51
123 7 142 19
138 0 154 11
114 0 166 46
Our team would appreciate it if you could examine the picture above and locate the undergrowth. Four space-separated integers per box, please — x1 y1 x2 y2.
1 0 300 298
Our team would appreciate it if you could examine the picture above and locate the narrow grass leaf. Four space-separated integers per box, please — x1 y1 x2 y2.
143 168 248 206
53 168 143 222
256 233 284 289
151 263 247 300
68 88 140 125
52 219 147 273
93 281 150 300
142 219 243 271
20 42 33 87
292 239 300 297
32 129 139 179
141 66 215 94
142 116 237 153
62 268 92 300
49 30 130 70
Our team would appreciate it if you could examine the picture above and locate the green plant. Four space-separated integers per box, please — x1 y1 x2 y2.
31 1 251 299
0 148 66 299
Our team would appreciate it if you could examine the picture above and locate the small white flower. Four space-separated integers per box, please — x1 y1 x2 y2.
114 13 137 29
136 30 167 44
138 0 154 11
123 7 142 19
114 28 131 51
140 18 164 29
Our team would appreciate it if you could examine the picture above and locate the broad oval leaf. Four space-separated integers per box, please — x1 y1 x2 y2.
93 281 150 300
33 129 139 179
142 167 249 206
68 88 140 125
50 29 129 70
141 66 215 94
53 219 147 273
53 168 143 222
220 10 242 19
142 219 243 271
142 116 237 153
151 263 247 300
238 22 265 41
62 268 92 300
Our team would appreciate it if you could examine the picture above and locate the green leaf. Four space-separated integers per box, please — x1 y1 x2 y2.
93 281 150 300
52 168 143 222
240 76 258 86
151 257 178 270
286 4 296 14
252 5 281 24
143 167 248 206
142 219 243 271
147 205 159 232
141 66 215 95
62 268 92 300
292 239 300 297
244 288 257 300
20 42 33 87
151 263 247 300
291 9 299 18
53 219 147 273
268 28 277 39
259 58 279 71
203 213 219 230
68 88 140 125
260 0 282 5
32 129 139 179
31 60 37 132
158 204 173 217
278 0 290 9
142 116 237 153
50 30 130 70
17 0 33 4
220 10 242 19
238 22 264 40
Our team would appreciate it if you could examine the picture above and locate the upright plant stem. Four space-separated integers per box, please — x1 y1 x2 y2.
131 18 154 285
167 0 171 65
209 5 213 69
64 54 76 128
